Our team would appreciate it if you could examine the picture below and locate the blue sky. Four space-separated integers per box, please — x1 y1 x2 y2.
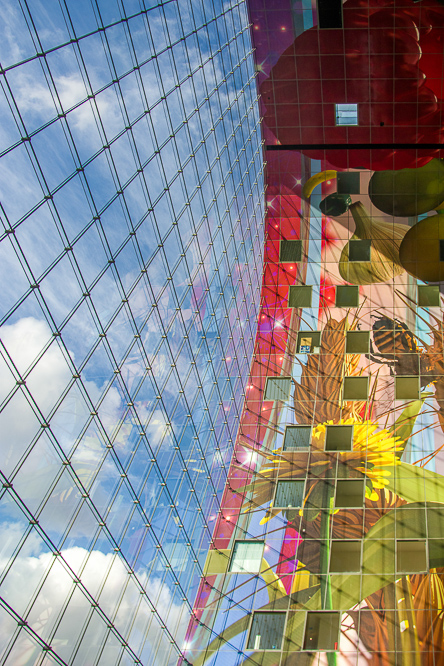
0 0 265 662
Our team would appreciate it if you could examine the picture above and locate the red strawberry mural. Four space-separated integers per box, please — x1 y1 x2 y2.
261 0 444 170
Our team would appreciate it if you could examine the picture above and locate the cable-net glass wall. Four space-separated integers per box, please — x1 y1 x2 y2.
0 1 265 664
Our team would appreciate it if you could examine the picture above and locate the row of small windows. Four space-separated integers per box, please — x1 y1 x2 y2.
231 539 429 577
247 610 339 652
283 238 444 264
296 329 369 354
238 478 364 512
264 375 424 403
281 422 396 451
287 283 441 309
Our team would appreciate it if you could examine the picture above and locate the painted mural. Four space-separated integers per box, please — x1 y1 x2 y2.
183 1 444 664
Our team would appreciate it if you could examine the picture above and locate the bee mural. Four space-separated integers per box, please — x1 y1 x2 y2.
369 315 434 382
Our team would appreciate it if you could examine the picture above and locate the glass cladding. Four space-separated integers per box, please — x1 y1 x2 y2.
188 0 444 665
0 1 265 664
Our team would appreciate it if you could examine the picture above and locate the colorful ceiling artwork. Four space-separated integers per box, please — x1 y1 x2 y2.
183 1 444 664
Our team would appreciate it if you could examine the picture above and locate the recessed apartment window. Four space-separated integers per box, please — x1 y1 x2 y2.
397 540 427 573
335 479 365 508
280 239 302 262
303 611 340 651
230 541 264 573
418 285 440 307
264 376 292 401
330 540 361 572
335 285 359 307
395 376 420 400
343 376 369 401
337 171 360 195
440 239 444 262
325 425 353 451
335 103 358 126
288 285 313 308
297 330 321 353
346 330 370 354
349 239 371 262
275 480 305 508
247 612 286 650
318 0 342 29
283 425 311 450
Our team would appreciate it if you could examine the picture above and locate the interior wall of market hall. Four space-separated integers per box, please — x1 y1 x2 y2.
186 0 444 665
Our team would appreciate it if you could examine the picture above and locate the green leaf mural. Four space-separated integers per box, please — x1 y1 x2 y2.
193 502 444 665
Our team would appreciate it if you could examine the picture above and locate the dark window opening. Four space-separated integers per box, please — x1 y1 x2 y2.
317 0 343 29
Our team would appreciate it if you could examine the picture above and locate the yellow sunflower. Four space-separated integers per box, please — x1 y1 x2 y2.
238 417 403 522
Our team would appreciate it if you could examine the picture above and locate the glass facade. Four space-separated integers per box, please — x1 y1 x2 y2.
0 1 264 664
188 0 444 665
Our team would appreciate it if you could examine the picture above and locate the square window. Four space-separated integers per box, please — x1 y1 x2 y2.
335 479 364 508
395 376 420 400
349 239 371 262
318 0 342 29
330 540 361 572
275 481 305 508
283 425 311 450
335 285 359 307
397 540 427 573
303 612 340 651
297 331 321 353
440 239 444 262
280 239 302 263
247 612 286 651
325 425 353 451
264 377 292 401
288 285 312 308
230 541 264 573
343 376 368 400
418 285 440 307
337 171 360 195
346 331 370 354
335 103 358 126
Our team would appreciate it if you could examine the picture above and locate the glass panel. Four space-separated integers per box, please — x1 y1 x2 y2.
288 285 313 308
230 541 264 573
264 377 292 401
280 239 302 262
335 480 364 508
349 239 371 262
297 331 321 353
335 285 359 307
275 480 305 508
397 540 427 573
346 331 370 353
395 376 420 400
325 425 353 451
247 613 286 650
303 612 340 651
283 426 311 450
335 103 358 126
418 285 440 307
330 540 361 572
342 376 369 400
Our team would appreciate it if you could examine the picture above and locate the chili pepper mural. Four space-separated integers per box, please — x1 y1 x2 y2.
261 0 444 170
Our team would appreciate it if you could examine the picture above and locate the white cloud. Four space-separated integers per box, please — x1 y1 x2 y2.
0 545 188 665
0 318 73 470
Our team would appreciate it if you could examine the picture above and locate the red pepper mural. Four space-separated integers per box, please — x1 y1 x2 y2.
262 0 444 170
